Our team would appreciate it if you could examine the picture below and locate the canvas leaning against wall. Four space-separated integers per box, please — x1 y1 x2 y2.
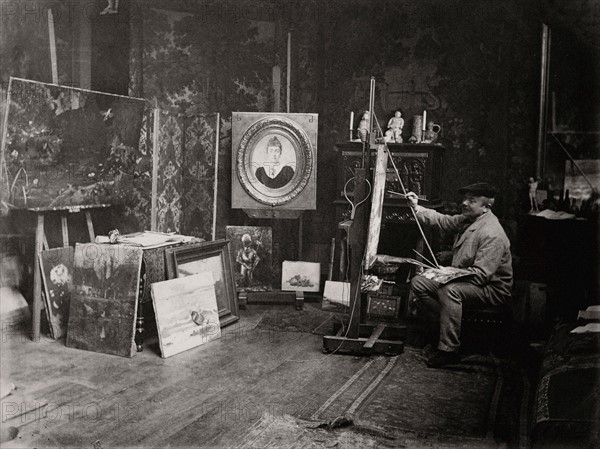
1 77 147 210
226 226 273 292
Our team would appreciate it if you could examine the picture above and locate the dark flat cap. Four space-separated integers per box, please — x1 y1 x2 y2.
458 182 497 197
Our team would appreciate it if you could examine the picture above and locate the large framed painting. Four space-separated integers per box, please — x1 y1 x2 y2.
225 226 273 292
231 112 318 210
165 240 239 328
0 77 146 210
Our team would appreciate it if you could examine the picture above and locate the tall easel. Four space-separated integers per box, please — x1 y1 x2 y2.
322 78 405 355
28 10 106 340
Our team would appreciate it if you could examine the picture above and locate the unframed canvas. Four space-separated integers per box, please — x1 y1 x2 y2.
151 272 221 358
281 261 321 292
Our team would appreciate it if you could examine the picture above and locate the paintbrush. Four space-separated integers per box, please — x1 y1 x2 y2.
387 191 429 202
412 249 439 269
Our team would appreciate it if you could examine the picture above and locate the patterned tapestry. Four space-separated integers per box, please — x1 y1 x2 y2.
138 110 219 239
181 114 219 240
155 110 183 233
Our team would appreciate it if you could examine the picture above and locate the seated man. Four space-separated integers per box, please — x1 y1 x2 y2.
406 182 513 368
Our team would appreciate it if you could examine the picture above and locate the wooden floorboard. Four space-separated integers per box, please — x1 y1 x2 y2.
1 305 524 448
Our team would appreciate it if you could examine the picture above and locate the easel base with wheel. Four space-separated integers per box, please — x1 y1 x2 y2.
323 322 405 355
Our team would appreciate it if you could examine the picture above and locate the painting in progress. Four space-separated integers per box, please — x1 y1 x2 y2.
39 247 74 339
66 244 143 357
281 261 321 292
1 77 146 209
226 226 273 292
151 272 221 358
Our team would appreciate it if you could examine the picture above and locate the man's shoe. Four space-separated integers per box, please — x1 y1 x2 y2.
426 350 460 368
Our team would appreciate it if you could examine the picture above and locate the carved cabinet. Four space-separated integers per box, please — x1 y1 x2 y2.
334 141 445 260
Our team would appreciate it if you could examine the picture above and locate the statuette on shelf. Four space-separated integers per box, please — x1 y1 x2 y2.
357 111 370 143
386 110 404 143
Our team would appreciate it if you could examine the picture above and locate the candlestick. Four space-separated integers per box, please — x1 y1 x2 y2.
422 110 427 131
350 111 354 130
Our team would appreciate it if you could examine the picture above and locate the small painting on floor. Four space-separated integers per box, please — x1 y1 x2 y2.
151 272 221 358
226 226 273 292
39 247 74 339
67 244 143 357
281 261 321 293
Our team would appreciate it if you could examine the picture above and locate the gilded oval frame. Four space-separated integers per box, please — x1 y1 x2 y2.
236 116 313 206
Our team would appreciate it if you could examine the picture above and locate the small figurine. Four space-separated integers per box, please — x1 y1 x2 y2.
528 177 539 213
357 111 370 143
100 0 119 15
384 129 394 143
422 121 441 144
387 110 404 143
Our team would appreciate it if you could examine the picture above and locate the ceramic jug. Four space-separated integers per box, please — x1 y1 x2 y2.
422 122 441 143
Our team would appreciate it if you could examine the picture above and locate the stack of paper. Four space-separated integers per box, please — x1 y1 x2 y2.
577 305 600 320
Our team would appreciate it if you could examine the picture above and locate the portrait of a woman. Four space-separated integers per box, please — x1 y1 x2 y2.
254 136 295 189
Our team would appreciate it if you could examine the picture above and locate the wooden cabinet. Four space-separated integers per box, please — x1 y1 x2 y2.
335 141 444 212
333 141 445 279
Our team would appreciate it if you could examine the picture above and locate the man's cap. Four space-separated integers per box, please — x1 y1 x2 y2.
458 182 497 198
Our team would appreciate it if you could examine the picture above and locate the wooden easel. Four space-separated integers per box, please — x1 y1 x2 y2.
322 152 405 355
322 77 406 355
30 204 108 341
237 210 307 311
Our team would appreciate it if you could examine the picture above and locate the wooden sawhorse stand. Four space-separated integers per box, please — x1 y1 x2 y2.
29 204 109 341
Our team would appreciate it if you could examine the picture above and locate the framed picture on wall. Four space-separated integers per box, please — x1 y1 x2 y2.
232 112 318 210
165 240 239 328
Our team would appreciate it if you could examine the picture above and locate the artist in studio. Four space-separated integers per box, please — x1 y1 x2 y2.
406 182 513 368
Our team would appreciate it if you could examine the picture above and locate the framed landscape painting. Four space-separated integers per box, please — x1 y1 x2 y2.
165 240 239 328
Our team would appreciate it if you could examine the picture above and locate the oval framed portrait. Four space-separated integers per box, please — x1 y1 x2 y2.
236 116 314 206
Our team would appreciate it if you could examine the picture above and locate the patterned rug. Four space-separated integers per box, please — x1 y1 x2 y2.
255 302 344 336
255 306 529 447
235 351 528 448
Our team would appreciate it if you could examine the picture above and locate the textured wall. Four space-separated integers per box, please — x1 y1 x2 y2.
133 0 546 249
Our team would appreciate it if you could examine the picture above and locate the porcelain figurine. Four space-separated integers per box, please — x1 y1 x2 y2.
387 111 404 143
